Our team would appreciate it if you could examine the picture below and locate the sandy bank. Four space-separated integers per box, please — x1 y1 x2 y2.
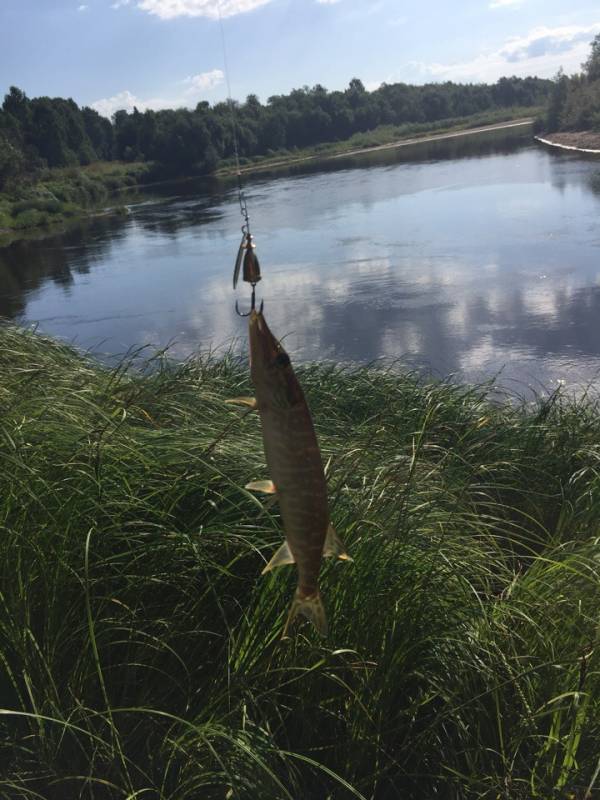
535 131 600 154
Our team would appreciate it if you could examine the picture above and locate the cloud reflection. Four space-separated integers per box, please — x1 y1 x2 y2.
2 133 600 398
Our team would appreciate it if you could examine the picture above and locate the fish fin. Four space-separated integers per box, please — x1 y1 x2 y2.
323 523 353 562
225 397 257 409
282 590 328 639
245 479 277 494
261 541 295 574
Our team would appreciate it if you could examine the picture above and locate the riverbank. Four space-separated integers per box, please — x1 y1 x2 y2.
535 131 600 154
2 323 600 798
0 161 151 245
216 107 539 178
0 107 539 247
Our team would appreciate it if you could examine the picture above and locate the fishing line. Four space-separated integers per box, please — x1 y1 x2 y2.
216 1 263 315
216 2 250 235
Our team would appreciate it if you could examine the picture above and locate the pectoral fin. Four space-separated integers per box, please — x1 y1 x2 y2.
245 480 277 494
323 523 353 561
262 541 295 574
226 397 257 409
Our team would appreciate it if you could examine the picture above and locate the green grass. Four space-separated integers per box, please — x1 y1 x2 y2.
0 162 151 241
2 324 600 798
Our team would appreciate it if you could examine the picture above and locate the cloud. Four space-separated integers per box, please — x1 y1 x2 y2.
182 69 224 93
489 0 523 8
502 26 598 62
91 69 225 117
78 3 88 9
132 0 272 20
91 90 141 117
111 0 131 6
412 23 600 83
315 0 342 4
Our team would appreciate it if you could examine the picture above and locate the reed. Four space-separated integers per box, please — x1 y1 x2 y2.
1 324 600 799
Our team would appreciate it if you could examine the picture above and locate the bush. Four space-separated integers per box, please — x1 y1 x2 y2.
11 196 62 215
12 208 52 228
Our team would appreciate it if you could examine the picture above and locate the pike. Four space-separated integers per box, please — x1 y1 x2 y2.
228 309 351 637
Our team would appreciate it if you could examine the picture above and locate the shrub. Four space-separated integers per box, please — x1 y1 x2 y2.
12 208 52 228
11 196 62 215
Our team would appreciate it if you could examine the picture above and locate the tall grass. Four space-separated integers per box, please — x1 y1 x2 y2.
1 324 600 798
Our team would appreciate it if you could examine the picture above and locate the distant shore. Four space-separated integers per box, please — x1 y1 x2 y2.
217 117 536 178
535 131 600 154
1 111 538 246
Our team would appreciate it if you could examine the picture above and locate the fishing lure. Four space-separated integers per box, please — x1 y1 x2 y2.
233 233 261 290
233 232 262 316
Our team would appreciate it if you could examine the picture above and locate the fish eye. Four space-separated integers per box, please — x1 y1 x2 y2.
274 352 291 368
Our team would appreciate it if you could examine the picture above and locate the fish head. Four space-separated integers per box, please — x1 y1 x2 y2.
249 310 304 409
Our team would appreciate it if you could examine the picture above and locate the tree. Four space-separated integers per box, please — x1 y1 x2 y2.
3 86 31 128
583 33 600 81
259 113 286 151
0 75 556 185
0 126 24 190
545 69 569 132
82 107 114 161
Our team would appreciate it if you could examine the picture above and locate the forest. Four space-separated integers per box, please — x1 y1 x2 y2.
0 74 552 189
542 33 600 132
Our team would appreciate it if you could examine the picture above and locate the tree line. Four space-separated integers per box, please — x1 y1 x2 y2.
542 34 600 133
1 74 553 190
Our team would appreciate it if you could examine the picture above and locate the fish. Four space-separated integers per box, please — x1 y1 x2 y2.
227 309 351 637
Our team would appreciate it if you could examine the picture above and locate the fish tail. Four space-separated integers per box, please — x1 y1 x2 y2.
282 589 328 639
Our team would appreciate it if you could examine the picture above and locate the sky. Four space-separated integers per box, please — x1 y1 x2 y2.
1 0 600 117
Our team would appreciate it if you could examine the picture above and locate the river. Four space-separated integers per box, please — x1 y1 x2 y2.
2 126 600 396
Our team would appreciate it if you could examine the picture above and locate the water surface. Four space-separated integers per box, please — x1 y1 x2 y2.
2 128 600 396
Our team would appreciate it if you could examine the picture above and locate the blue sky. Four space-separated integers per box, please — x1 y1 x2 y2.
1 0 599 117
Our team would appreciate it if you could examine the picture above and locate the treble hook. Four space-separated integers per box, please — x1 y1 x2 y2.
236 283 264 317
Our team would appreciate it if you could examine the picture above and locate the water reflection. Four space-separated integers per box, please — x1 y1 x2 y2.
2 127 600 395
0 218 129 318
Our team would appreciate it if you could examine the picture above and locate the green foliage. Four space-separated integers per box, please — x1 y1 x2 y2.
2 326 600 797
2 76 553 190
11 196 62 215
560 77 600 131
11 208 52 228
0 161 151 236
0 209 12 230
583 33 600 82
545 70 569 132
540 36 600 133
216 107 541 177
0 128 24 189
